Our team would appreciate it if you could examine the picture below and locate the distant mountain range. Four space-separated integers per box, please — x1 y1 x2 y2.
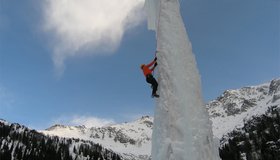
0 119 122 160
207 78 280 139
1 78 279 160
41 116 153 160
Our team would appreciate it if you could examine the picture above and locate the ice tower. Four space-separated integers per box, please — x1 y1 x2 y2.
144 0 220 159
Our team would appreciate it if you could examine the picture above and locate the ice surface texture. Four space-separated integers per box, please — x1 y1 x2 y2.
145 0 220 159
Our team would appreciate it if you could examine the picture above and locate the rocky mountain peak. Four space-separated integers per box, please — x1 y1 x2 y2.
269 78 280 95
207 79 279 117
46 124 68 131
207 78 280 138
136 116 153 127
269 79 280 103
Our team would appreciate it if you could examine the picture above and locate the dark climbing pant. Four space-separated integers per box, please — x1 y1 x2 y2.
146 74 158 95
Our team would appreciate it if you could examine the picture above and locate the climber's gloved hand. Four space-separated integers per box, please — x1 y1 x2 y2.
154 57 157 61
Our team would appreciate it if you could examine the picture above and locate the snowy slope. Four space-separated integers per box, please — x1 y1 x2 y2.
145 0 219 159
207 78 280 139
42 116 153 160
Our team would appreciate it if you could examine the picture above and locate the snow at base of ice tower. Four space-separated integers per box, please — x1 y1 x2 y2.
145 0 220 159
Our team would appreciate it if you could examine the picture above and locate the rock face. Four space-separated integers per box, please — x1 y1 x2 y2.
269 79 280 95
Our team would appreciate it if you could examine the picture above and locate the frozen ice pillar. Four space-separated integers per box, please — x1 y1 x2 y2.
144 0 220 159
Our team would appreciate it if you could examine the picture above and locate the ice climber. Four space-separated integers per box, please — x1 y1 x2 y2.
141 57 159 98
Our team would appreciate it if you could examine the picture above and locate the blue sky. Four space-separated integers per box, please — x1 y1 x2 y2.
0 0 279 129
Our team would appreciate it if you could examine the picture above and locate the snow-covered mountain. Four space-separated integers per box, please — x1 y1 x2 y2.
1 79 279 159
40 78 280 159
41 116 153 160
207 78 280 139
0 119 122 160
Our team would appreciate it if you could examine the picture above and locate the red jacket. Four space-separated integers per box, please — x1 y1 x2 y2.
142 60 156 77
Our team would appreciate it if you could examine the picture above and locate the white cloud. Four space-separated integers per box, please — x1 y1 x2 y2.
53 115 115 128
71 115 115 128
42 0 145 75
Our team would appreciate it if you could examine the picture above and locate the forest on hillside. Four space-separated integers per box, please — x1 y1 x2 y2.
219 106 280 160
0 122 121 160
